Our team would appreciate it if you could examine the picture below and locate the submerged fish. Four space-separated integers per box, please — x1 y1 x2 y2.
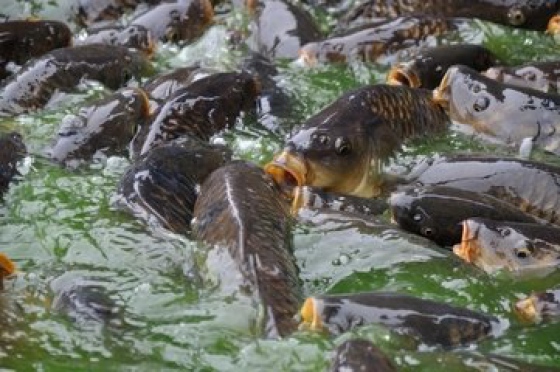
300 292 500 347
408 155 560 225
48 87 151 167
515 287 560 324
298 16 456 67
132 71 260 158
0 44 152 116
483 61 560 93
339 0 560 31
387 44 497 89
130 0 214 43
453 218 560 275
192 161 301 338
0 132 26 197
246 0 322 59
265 84 449 198
434 65 560 154
330 339 396 372
0 20 72 80
390 185 539 247
114 138 231 235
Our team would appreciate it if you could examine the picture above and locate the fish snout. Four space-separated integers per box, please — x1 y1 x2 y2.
264 150 307 191
453 220 480 264
432 67 455 109
386 62 420 88
514 296 539 323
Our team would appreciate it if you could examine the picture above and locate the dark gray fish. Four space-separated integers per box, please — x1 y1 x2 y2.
300 292 502 347
78 25 155 57
0 132 25 197
330 339 396 372
192 161 301 338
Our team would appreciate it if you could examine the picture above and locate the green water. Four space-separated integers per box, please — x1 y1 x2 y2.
1 3 560 371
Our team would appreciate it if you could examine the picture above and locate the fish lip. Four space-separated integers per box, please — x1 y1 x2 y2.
386 63 421 88
546 14 560 34
514 296 539 323
453 219 480 264
297 48 317 67
298 297 323 332
432 68 453 109
264 150 307 191
0 252 16 278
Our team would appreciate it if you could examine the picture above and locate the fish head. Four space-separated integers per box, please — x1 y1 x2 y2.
434 65 503 135
514 290 559 324
547 13 560 34
454 218 560 274
389 186 465 247
165 0 214 44
506 1 560 30
265 107 374 197
119 25 157 58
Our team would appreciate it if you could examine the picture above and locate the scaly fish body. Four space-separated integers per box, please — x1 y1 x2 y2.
330 339 396 372
266 84 449 198
192 161 301 338
78 25 155 57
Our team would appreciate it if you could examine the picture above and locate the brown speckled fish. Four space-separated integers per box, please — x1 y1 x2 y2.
265 84 449 198
192 161 301 338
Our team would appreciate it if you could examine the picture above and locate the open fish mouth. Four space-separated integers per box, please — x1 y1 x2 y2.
514 295 539 323
298 297 323 331
453 220 480 264
264 150 307 192
386 63 421 88
547 14 560 34
432 68 453 109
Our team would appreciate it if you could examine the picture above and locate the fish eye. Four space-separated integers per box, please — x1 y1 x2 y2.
498 227 511 237
319 134 329 145
413 213 423 222
165 27 180 43
420 226 434 236
473 96 490 112
508 8 526 26
122 68 132 82
334 137 351 156
515 247 531 259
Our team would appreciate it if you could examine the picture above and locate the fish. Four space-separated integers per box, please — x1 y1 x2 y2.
387 44 498 89
130 0 214 44
141 65 213 105
433 65 560 155
0 44 153 116
265 84 449 198
407 155 560 225
131 71 260 158
453 218 560 275
298 16 456 67
299 292 501 347
192 161 301 338
114 137 231 235
47 87 151 167
0 252 16 290
338 0 560 31
389 185 540 247
78 25 156 57
515 287 560 324
75 0 162 27
246 0 322 59
0 20 72 81
547 12 560 34
330 339 396 372
483 61 560 93
0 132 26 197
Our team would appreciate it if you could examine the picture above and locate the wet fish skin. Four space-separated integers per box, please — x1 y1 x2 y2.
454 218 560 275
0 132 26 197
266 84 448 198
78 25 156 57
47 87 151 167
115 137 231 235
330 339 396 372
246 0 322 59
75 0 162 27
339 0 560 31
299 16 456 66
0 20 72 81
130 0 214 43
133 71 260 158
387 44 498 89
390 185 539 247
483 61 560 93
515 287 560 324
300 292 499 348
434 65 560 154
0 44 153 116
408 155 560 225
192 161 301 338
